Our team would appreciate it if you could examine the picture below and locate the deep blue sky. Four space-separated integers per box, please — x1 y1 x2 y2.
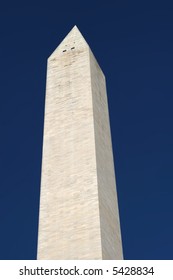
0 1 173 260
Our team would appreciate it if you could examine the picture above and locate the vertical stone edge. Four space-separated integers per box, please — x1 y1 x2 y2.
37 59 49 260
89 49 124 259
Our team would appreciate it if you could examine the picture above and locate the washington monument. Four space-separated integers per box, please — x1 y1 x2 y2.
37 26 123 259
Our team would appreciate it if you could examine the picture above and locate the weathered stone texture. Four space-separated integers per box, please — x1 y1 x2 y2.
89 50 123 259
37 26 123 259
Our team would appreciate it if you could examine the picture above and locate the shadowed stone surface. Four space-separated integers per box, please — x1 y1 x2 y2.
37 26 123 259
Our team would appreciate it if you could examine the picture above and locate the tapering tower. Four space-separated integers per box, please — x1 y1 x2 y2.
37 26 123 259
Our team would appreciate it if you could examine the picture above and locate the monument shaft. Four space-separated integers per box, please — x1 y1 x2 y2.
37 26 123 259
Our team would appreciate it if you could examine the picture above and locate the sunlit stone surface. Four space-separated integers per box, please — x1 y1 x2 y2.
37 26 123 259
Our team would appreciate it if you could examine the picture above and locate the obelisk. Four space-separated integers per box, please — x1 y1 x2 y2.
37 26 123 259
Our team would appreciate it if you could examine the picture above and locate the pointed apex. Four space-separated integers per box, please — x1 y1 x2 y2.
65 25 83 38
67 25 82 35
71 25 78 30
49 26 89 59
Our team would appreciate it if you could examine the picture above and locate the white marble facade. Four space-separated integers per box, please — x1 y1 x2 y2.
37 26 123 259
